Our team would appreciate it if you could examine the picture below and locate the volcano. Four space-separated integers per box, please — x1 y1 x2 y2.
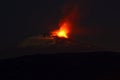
17 35 105 54
16 1 105 54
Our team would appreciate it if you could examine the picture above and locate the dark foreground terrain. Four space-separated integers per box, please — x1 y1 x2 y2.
0 48 120 80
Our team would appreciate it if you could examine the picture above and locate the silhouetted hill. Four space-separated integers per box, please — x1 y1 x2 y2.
0 51 120 80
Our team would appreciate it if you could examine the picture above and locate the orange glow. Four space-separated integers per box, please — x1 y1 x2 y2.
51 2 79 38
57 30 68 38
51 22 70 38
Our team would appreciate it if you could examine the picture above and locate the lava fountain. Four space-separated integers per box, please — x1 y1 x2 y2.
51 21 70 38
51 1 80 39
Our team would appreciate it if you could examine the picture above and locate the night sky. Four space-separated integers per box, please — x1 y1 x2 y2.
1 0 120 51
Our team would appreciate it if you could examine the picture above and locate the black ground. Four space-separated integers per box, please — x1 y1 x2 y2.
0 48 120 80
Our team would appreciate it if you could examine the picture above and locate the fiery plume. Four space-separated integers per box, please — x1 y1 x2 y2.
51 1 79 39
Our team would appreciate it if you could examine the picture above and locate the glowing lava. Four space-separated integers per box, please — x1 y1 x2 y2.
57 30 68 38
51 22 70 38
51 1 79 39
